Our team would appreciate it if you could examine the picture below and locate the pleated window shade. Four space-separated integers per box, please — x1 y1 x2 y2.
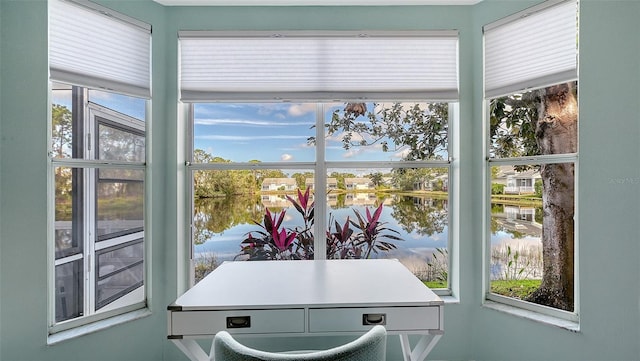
49 0 151 98
484 0 577 98
179 31 459 102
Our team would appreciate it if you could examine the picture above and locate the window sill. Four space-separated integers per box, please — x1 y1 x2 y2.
47 308 151 345
483 300 579 332
440 295 460 304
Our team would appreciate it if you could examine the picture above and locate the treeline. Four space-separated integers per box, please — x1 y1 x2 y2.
193 149 448 199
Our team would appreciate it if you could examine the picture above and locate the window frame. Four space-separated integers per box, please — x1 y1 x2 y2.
482 95 579 322
482 0 579 324
48 85 148 334
185 101 458 296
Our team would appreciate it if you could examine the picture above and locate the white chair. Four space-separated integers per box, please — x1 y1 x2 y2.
212 325 387 361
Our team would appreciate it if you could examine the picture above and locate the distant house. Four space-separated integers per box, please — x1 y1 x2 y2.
261 194 290 207
504 205 536 223
494 166 541 195
305 178 338 190
345 192 377 206
413 174 449 192
261 178 297 191
344 178 373 190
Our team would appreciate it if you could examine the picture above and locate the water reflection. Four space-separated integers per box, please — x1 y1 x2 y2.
491 203 542 240
193 193 449 266
192 195 544 282
490 202 543 281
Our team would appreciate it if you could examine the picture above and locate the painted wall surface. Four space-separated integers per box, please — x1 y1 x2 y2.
1 0 639 360
468 1 640 360
0 0 170 360
161 4 477 361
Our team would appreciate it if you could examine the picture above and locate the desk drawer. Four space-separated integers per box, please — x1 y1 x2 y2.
171 309 305 336
308 306 440 333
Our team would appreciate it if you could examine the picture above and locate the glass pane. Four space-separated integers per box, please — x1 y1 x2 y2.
97 240 144 278
192 103 316 163
55 260 83 322
51 84 147 160
55 166 83 258
193 169 315 283
99 168 144 182
324 102 449 162
326 167 449 288
97 120 145 162
88 89 146 122
51 83 75 160
489 81 578 159
96 170 144 240
96 260 144 310
490 163 575 312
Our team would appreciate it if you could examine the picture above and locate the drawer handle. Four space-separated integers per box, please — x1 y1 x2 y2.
226 316 251 329
362 313 386 325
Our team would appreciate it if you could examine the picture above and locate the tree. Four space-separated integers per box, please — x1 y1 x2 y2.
321 88 578 311
51 104 73 158
316 102 448 161
292 171 314 189
368 172 385 188
491 82 577 311
391 167 447 192
329 171 356 190
51 104 73 211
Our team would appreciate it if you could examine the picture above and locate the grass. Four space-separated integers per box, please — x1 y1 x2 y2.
424 279 541 300
490 194 542 206
423 281 447 289
490 279 541 300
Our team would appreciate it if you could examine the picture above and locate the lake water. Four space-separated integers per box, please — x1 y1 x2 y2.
192 194 543 280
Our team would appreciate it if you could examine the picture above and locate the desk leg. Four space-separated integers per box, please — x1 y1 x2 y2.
399 334 442 361
171 339 210 361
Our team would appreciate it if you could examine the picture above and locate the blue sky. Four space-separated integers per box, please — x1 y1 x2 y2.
193 103 316 162
193 102 419 164
51 83 146 121
50 88 445 166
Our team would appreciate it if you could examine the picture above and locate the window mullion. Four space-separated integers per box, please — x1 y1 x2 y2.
313 103 326 260
85 98 96 316
84 166 95 316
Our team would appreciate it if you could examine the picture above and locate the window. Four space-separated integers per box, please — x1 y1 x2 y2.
189 102 456 289
49 0 150 332
51 84 146 328
180 32 458 293
484 0 578 319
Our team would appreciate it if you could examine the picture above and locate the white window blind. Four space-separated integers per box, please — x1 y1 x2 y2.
179 31 459 102
484 0 577 98
49 0 151 98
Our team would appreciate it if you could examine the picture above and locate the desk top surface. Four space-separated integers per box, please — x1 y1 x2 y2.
171 259 443 311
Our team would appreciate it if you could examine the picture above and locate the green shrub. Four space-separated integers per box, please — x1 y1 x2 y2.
534 179 543 198
491 183 505 195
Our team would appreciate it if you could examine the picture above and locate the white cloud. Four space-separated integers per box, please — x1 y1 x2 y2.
342 149 362 159
196 134 308 141
288 103 316 117
393 148 411 160
194 118 312 127
281 153 294 161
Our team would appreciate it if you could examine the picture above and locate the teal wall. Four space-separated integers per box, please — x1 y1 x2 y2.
468 1 640 360
1 0 639 360
0 0 170 360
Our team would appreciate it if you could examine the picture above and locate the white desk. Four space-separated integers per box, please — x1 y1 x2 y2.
168 259 443 361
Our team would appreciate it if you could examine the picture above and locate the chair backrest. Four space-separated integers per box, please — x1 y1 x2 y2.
213 325 387 361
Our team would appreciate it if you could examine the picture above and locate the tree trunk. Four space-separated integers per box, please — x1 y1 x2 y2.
525 83 577 311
